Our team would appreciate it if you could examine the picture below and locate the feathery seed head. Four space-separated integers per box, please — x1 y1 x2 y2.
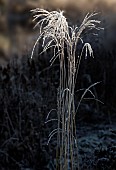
83 43 94 59
32 9 68 42
31 9 101 60
31 9 70 59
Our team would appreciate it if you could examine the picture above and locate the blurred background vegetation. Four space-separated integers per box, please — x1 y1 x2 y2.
0 0 116 63
0 1 116 169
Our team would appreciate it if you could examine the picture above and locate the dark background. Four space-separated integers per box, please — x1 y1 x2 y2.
0 0 116 169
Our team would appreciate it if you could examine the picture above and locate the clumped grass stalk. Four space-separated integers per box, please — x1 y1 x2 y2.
31 8 101 170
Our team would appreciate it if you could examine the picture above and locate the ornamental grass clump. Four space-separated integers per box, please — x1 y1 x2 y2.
31 8 102 170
